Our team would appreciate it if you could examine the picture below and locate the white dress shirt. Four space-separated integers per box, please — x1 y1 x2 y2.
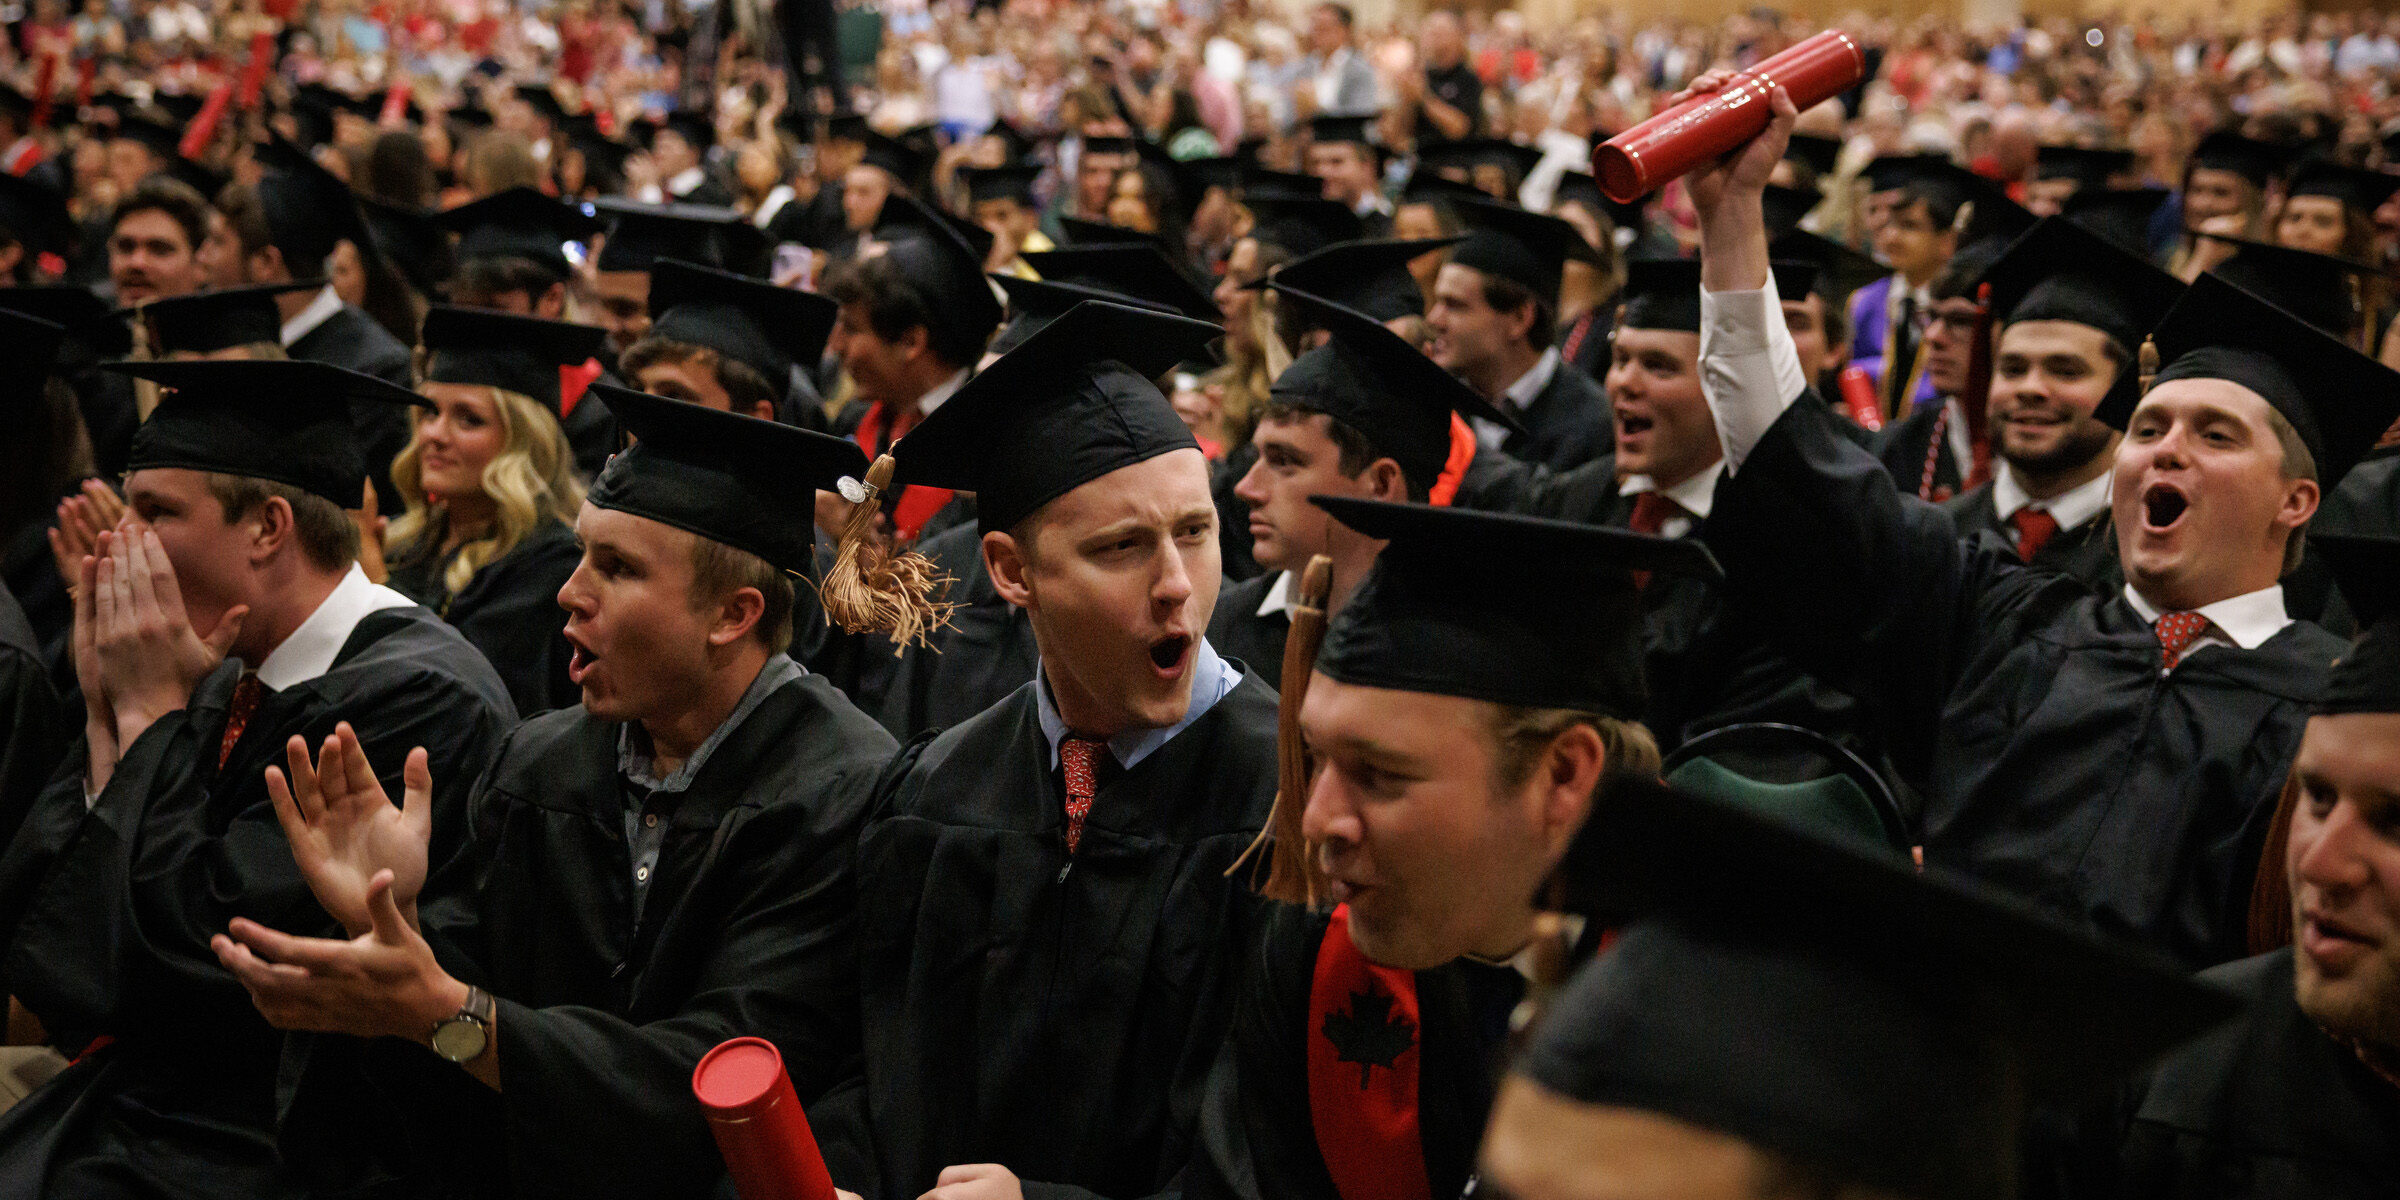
251 564 417 690
279 284 345 347
2123 584 2292 674
1474 347 1564 449
1992 465 2112 534
1616 460 1725 540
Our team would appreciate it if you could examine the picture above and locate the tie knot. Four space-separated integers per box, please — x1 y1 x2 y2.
1628 490 1682 536
1060 735 1105 771
2155 611 2209 669
2008 507 2061 560
1059 736 1108 855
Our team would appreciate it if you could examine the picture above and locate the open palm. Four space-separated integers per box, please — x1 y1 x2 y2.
264 723 433 938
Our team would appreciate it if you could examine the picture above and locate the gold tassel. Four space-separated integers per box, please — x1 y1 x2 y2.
813 453 957 656
1228 554 1336 906
2138 336 2159 394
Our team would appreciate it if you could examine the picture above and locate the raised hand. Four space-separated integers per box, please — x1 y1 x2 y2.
92 526 248 744
212 869 469 1044
48 478 126 594
1672 68 1798 219
351 480 390 585
264 723 433 937
72 547 119 789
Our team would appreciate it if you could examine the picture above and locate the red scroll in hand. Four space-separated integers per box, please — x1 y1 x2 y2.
1592 31 1866 204
178 80 235 160
1836 364 1884 432
693 1037 837 1200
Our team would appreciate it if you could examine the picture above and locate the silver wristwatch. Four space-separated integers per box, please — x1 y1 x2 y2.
429 985 495 1063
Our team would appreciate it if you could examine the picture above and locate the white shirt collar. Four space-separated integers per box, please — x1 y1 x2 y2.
1257 570 1297 618
1502 346 1562 412
1992 465 2112 533
279 284 345 346
666 165 707 197
915 367 971 417
250 564 416 690
1616 458 1724 522
754 183 796 227
2122 582 2292 660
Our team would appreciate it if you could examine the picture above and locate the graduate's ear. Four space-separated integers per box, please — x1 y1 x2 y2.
2278 475 2321 533
538 281 569 320
1362 457 1409 502
244 243 289 284
248 493 297 566
706 584 768 648
897 322 932 366
1534 722 1606 862
985 528 1034 610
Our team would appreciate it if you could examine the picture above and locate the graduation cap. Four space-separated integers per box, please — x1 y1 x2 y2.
1305 112 1380 152
1312 496 1718 715
107 113 184 162
1398 169 1492 209
419 305 608 414
256 134 374 273
109 358 430 505
2060 185 2170 254
1551 169 1642 231
1415 136 1542 186
654 109 715 154
2137 272 2400 488
565 116 633 190
1956 179 2038 249
1760 182 1823 238
1265 286 1518 491
358 195 454 295
0 286 130 359
591 197 746 273
983 118 1043 163
0 83 32 127
2310 532 2400 715
2033 144 2134 188
1172 155 1247 197
646 258 835 390
1860 151 1952 194
1979 217 2184 359
1020 243 1216 321
2196 230 2377 339
1255 236 1458 323
1079 134 1138 160
1782 131 1842 179
586 383 867 575
1245 165 1324 197
0 309 67 400
1520 774 2239 1200
869 193 1005 354
886 299 1221 533
164 155 230 200
435 186 605 280
126 281 323 356
859 128 932 184
987 273 1178 356
821 112 869 143
1772 229 1882 304
152 91 206 124
0 172 73 258
1054 213 1190 266
2285 158 2400 215
1239 194 1364 258
2187 128 2289 189
514 82 573 127
961 162 1042 207
1447 196 1605 309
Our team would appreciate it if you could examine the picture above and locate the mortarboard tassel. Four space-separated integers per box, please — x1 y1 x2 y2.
1229 554 1335 906
815 453 956 656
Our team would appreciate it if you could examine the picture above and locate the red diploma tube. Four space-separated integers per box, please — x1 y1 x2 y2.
29 55 59 129
1837 365 1884 432
380 80 411 126
178 81 235 160
1592 31 1866 204
693 1037 836 1200
238 33 276 110
73 56 98 107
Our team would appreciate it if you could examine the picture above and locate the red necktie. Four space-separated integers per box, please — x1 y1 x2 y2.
1060 736 1106 855
2155 612 2208 671
2009 508 2060 561
1627 491 1682 588
217 673 263 770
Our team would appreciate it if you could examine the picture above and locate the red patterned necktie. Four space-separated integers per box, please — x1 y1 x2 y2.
1060 736 1106 855
1626 491 1682 588
2009 508 2060 561
217 673 263 770
2155 611 2209 671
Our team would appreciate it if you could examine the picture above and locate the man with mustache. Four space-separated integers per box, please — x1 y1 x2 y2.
1940 218 2185 592
811 302 1281 1200
1684 71 2400 969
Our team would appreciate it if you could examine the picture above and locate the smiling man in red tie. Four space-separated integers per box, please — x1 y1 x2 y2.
1680 68 2400 968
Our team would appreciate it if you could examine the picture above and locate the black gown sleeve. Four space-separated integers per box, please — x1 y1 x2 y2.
1185 907 1339 1200
446 530 584 716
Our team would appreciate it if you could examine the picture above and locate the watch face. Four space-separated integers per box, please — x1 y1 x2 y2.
432 1016 488 1062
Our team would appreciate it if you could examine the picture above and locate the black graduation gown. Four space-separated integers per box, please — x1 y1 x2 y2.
2321 448 2400 539
2069 951 2400 1198
0 580 66 857
1941 481 2123 594
1709 394 2343 967
871 521 1039 740
813 670 1281 1200
274 671 898 1200
1868 396 1965 499
0 604 515 1200
386 519 584 716
288 305 418 513
1205 572 1290 682
1447 451 1869 762
1501 362 1611 472
1186 906 1524 1200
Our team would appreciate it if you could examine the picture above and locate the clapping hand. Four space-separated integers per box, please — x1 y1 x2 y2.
91 525 247 748
212 867 467 1044
264 723 433 938
48 478 125 596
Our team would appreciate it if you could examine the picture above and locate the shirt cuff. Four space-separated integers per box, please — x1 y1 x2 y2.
1700 275 1811 475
